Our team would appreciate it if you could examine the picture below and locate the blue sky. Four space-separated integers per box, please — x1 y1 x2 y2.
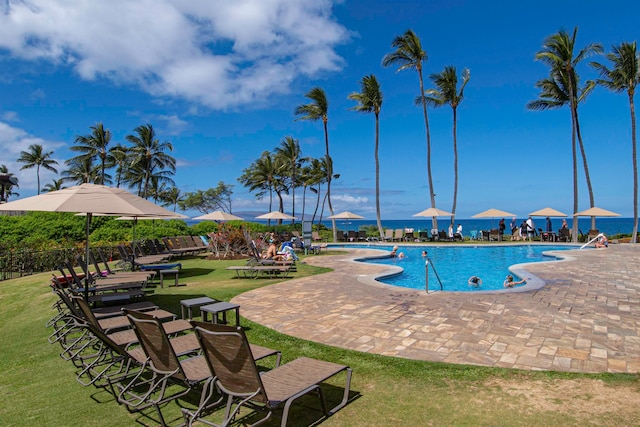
0 0 638 219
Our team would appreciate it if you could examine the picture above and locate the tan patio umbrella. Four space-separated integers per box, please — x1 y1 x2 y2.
0 183 180 300
329 211 365 232
472 208 517 218
529 207 568 217
328 211 365 220
574 207 620 217
255 211 297 220
412 207 454 217
194 211 243 221
255 211 296 227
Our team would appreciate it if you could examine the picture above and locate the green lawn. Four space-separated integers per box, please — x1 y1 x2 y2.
1 254 639 426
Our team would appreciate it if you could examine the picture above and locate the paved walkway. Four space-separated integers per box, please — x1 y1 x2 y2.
232 244 640 373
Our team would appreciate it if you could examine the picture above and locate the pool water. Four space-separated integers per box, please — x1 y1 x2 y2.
345 244 575 292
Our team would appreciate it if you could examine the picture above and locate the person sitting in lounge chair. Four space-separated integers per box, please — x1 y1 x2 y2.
265 239 283 261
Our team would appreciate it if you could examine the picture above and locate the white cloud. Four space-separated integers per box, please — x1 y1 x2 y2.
1 111 19 122
0 0 350 109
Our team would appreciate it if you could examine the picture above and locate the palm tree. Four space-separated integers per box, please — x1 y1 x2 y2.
239 151 286 225
423 66 470 227
275 136 303 223
70 123 114 185
42 178 66 193
532 27 602 241
0 164 19 202
295 87 337 241
592 42 640 242
383 29 437 229
126 124 176 199
348 74 384 239
109 143 130 188
159 186 185 212
17 143 58 194
61 156 102 184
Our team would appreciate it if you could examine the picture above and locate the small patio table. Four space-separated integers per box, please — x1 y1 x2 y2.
180 296 217 319
201 301 240 326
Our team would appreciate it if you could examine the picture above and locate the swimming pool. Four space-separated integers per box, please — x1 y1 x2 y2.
341 244 576 292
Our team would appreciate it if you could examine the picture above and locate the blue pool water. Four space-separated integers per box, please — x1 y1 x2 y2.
342 244 577 292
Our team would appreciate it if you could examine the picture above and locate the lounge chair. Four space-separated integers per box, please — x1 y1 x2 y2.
188 322 352 427
120 310 211 426
393 228 404 241
383 229 394 242
312 231 323 242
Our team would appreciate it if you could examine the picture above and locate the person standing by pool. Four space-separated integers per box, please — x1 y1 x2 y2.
526 216 536 241
448 224 454 241
510 217 517 233
545 216 552 232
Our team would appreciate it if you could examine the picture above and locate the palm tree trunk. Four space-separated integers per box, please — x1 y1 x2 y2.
374 113 383 239
312 186 320 226
630 91 638 243
418 66 437 230
291 162 296 225
36 164 41 195
574 108 596 229
324 120 337 242
451 107 459 227
569 81 579 243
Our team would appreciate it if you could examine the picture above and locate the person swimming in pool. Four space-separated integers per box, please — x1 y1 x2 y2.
468 276 482 287
503 274 527 288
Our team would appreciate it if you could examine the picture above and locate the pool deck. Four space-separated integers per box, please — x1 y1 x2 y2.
232 244 640 373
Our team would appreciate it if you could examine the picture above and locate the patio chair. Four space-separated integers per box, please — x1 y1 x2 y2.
312 231 323 242
393 228 404 241
120 310 211 426
557 228 571 242
188 322 352 427
384 229 394 242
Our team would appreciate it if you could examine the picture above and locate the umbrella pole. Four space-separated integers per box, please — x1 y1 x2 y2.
84 213 92 302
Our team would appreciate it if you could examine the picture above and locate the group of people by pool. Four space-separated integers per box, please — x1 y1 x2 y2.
391 246 529 289
467 274 527 288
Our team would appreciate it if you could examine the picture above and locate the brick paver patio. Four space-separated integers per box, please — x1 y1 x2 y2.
232 244 640 373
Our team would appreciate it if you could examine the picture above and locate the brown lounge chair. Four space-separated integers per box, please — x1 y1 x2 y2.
189 322 352 427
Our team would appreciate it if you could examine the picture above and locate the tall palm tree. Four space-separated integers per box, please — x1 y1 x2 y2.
126 124 176 199
295 87 337 240
70 123 114 185
532 27 602 241
17 143 58 194
42 178 66 193
383 29 437 229
592 41 640 242
0 164 19 202
275 136 303 223
348 74 384 239
423 66 470 227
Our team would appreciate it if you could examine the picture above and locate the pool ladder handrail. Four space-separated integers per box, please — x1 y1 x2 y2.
425 254 444 292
